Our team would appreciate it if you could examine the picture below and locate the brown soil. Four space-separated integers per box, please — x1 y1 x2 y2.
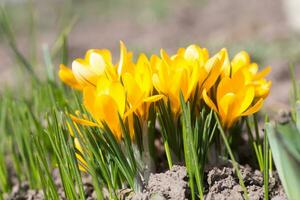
131 165 189 200
3 164 287 200
205 165 286 200
130 165 286 200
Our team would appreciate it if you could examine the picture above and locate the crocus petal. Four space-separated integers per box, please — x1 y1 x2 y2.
202 57 222 91
188 64 200 95
94 95 121 140
176 47 186 57
88 51 107 74
152 74 163 92
96 76 111 95
74 139 88 173
94 95 117 123
202 89 218 112
218 48 230 77
254 66 271 80
216 77 232 104
67 122 75 137
122 73 143 106
109 82 126 117
150 54 161 73
230 69 246 92
75 153 88 172
70 114 99 127
218 93 235 126
83 87 96 115
136 54 152 93
184 44 202 62
85 49 112 65
248 63 258 75
241 98 264 116
124 95 163 119
234 86 255 115
58 64 83 90
204 55 218 72
72 59 98 87
74 138 84 153
143 95 164 103
254 80 272 98
231 51 250 74
117 40 127 76
160 49 172 65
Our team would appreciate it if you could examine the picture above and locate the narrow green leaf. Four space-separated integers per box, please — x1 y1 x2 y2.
266 122 300 200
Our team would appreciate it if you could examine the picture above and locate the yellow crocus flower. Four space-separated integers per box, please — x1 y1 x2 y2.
72 49 116 87
179 44 210 90
61 41 158 141
152 44 228 115
195 48 228 97
202 70 264 129
231 51 272 98
152 50 192 115
82 76 126 140
122 53 163 121
151 44 230 114
177 45 231 99
152 45 211 115
58 49 117 89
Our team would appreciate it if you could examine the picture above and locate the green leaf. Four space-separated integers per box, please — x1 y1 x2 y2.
265 122 300 200
276 123 300 161
180 93 203 199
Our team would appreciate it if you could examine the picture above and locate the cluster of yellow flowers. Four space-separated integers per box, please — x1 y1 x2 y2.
59 41 271 139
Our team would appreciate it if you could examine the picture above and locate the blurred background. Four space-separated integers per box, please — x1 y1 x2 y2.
0 0 300 109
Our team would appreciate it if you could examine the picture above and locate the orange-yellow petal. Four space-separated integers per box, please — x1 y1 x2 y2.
59 64 83 90
233 86 255 116
93 95 121 140
201 57 222 91
83 87 96 115
254 80 272 98
241 98 264 116
218 48 230 77
70 114 99 127
122 73 143 106
72 59 98 87
202 89 218 112
231 51 250 74
143 95 164 103
254 66 271 80
109 82 126 117
218 93 235 126
117 40 127 76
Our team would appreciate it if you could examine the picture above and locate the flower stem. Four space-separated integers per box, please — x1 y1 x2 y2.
142 121 155 182
215 113 249 200
164 140 173 169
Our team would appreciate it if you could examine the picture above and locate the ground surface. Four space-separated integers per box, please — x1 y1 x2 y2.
4 165 286 200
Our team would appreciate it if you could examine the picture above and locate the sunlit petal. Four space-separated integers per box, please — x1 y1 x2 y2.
241 98 264 116
70 114 99 127
59 64 83 90
202 89 218 112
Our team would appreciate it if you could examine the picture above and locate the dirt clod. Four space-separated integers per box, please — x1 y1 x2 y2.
205 165 287 200
4 182 44 200
130 165 190 200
